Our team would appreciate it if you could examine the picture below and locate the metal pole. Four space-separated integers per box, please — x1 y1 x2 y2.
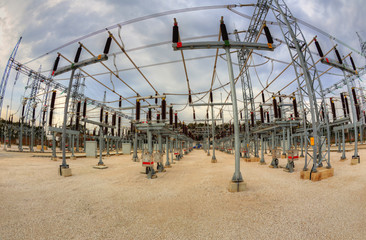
71 135 75 159
61 68 76 168
132 131 138 161
18 119 23 151
341 125 346 160
345 80 359 158
211 104 216 162
98 127 104 165
165 136 170 167
4 105 9 149
260 135 265 164
52 132 56 159
225 47 243 183
282 128 286 156
300 133 304 157
207 124 210 156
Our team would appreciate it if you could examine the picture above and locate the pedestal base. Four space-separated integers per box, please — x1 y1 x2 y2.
165 164 172 168
300 167 334 181
244 157 260 162
340 157 347 161
51 157 58 161
259 161 266 165
281 154 287 159
211 158 217 163
351 156 360 165
93 165 108 169
61 168 72 177
228 181 247 192
70 156 77 160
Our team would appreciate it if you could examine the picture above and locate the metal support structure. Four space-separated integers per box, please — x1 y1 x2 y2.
271 0 331 172
165 136 171 167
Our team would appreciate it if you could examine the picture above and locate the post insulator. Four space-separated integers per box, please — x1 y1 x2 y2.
273 97 278 119
112 113 116 126
262 92 265 103
157 113 160 123
74 45 82 63
293 97 299 118
263 24 274 45
314 38 324 57
169 107 173 125
260 106 264 123
32 107 36 120
220 20 229 42
161 99 166 120
174 113 178 129
330 98 336 120
83 100 87 118
148 108 152 121
136 100 140 121
193 111 196 120
350 56 357 72
52 55 60 76
103 36 112 55
266 111 270 123
76 101 81 130
172 19 179 43
42 111 46 124
22 104 26 118
118 116 121 137
240 111 243 120
344 95 350 116
334 48 343 64
119 96 122 108
340 93 347 117
206 111 209 119
100 107 104 122
49 90 57 126
278 106 282 119
210 91 213 103
188 93 192 104
250 112 254 127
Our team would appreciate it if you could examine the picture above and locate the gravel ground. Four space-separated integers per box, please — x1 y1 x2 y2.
1 147 366 240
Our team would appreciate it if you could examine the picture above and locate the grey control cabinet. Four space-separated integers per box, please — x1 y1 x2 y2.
86 141 97 157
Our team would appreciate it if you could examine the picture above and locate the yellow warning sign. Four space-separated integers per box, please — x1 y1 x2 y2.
310 137 314 146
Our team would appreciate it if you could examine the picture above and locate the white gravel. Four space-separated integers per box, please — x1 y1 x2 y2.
1 147 366 240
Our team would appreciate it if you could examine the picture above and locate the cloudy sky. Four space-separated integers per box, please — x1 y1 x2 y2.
0 0 365 126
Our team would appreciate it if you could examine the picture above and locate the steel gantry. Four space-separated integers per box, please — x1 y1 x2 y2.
234 0 272 160
270 0 331 172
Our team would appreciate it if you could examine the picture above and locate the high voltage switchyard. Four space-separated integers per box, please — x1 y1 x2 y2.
1 1 366 239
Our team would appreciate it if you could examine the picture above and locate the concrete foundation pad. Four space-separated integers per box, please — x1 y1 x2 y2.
281 154 287 159
93 165 108 169
51 157 58 161
259 161 266 165
61 168 72 177
300 167 334 181
268 165 274 168
164 165 172 168
340 157 348 161
351 157 359 165
228 181 247 192
70 156 77 160
211 159 217 163
244 157 260 162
